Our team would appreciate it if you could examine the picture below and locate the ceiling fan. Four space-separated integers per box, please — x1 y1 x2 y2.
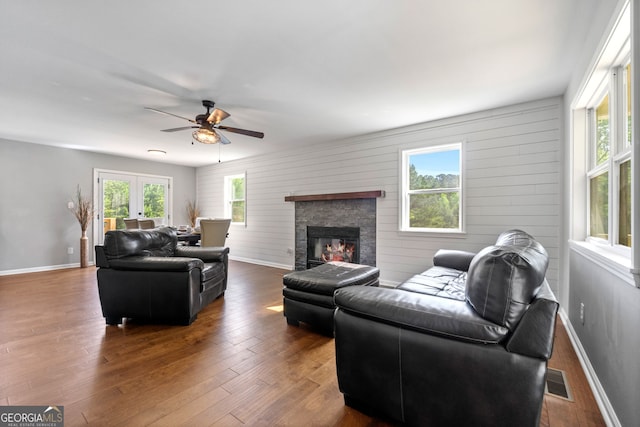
145 100 264 145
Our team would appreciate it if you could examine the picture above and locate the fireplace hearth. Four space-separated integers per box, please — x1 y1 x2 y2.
307 226 359 269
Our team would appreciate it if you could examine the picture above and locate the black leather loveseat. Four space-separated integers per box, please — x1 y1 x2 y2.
95 227 229 325
334 230 558 426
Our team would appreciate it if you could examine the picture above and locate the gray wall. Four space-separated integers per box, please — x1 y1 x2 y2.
0 138 196 273
569 249 640 426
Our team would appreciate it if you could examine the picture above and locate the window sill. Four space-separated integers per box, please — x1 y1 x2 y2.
569 240 636 287
398 229 467 239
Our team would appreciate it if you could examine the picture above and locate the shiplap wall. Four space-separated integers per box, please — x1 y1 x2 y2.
197 97 561 292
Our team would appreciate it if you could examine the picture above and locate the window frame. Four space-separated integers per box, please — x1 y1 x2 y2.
585 61 632 256
570 2 637 287
399 142 464 234
224 172 246 225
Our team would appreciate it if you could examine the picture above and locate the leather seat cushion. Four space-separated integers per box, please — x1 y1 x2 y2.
283 262 379 296
396 266 466 300
335 286 509 344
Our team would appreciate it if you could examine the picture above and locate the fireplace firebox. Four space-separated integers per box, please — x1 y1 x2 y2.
307 226 359 269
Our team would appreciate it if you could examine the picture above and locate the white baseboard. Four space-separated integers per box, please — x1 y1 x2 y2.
557 308 620 427
0 262 94 276
228 255 292 271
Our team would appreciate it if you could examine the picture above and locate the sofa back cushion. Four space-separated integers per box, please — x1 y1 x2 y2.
465 230 548 330
103 227 177 259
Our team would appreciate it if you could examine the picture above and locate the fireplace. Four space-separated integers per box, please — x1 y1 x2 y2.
286 191 383 270
307 226 359 268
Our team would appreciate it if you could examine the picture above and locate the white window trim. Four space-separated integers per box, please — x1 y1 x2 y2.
399 142 464 234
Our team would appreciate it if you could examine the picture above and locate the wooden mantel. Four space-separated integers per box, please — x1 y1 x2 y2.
284 190 384 202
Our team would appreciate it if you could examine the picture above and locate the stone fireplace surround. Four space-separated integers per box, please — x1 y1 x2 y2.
285 191 383 270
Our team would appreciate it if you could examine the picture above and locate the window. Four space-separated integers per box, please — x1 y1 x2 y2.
586 62 632 248
224 173 246 224
570 2 635 280
400 143 462 232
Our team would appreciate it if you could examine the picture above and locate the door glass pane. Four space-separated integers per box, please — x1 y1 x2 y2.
595 94 610 165
143 183 166 225
618 160 631 247
589 172 609 239
103 179 131 231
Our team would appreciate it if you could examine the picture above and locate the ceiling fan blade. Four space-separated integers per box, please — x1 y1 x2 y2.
216 130 232 145
161 126 198 132
207 108 230 125
216 125 264 139
145 107 197 123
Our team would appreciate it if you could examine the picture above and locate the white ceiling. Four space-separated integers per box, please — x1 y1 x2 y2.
0 1 598 167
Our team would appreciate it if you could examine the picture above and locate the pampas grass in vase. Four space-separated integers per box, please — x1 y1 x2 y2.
186 200 200 229
70 185 95 268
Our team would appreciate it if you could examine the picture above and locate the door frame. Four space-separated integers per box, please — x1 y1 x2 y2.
93 168 174 245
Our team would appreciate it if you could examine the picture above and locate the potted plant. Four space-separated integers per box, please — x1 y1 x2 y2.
70 185 95 268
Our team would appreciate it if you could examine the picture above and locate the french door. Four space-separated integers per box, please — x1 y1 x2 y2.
94 170 172 245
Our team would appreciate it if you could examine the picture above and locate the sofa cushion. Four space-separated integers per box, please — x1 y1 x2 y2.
396 266 466 300
465 229 548 330
103 227 177 259
335 286 509 344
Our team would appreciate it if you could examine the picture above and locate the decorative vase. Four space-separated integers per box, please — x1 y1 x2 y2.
80 230 89 268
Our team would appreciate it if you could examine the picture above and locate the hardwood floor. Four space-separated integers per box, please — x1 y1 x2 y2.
0 261 605 426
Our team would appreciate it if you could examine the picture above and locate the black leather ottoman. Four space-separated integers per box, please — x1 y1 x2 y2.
283 261 379 336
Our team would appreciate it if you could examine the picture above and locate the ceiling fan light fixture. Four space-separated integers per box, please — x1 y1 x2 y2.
192 128 220 144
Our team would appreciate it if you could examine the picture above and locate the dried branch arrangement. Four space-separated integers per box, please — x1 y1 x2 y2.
186 200 200 228
71 185 94 232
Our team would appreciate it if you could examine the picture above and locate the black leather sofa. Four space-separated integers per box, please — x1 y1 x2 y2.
334 230 558 427
95 227 229 325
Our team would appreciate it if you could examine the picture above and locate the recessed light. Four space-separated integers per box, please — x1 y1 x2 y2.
147 149 166 156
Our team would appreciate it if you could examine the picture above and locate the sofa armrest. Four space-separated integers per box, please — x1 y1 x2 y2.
107 256 204 272
505 280 559 359
433 249 476 271
95 246 109 268
334 286 509 344
175 246 230 262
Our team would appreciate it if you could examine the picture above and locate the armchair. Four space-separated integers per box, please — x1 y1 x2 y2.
334 230 558 426
95 227 229 325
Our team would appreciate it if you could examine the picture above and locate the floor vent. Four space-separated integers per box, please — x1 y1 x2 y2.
545 368 573 401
